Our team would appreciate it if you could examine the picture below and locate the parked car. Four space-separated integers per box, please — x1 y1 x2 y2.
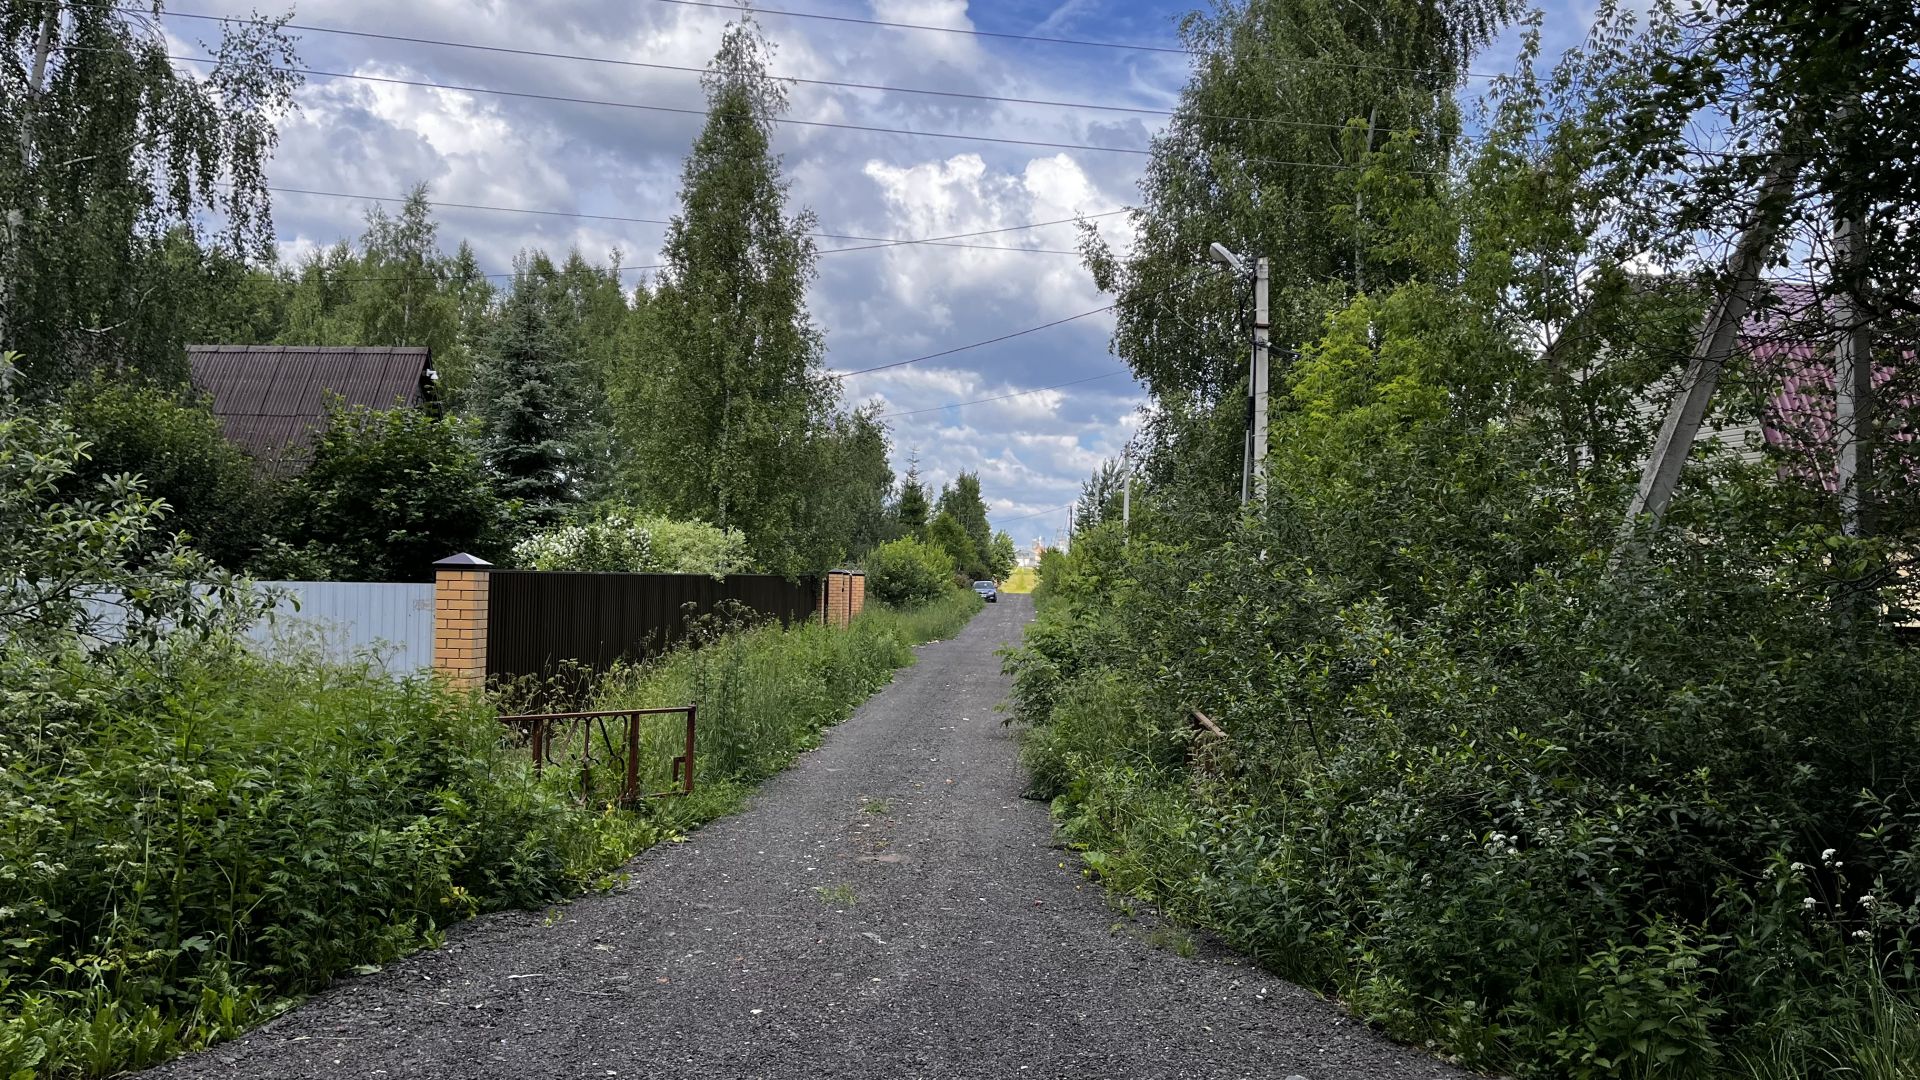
972 580 997 603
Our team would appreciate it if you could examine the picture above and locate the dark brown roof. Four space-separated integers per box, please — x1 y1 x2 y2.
187 345 432 476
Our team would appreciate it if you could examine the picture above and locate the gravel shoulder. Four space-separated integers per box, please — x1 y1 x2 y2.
145 595 1467 1080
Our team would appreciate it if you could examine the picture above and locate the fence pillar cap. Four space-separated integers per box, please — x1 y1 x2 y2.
434 553 493 568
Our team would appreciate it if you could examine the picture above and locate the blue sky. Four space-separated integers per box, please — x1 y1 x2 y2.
165 0 1601 548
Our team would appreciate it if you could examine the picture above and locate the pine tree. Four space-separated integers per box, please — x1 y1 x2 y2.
617 19 834 576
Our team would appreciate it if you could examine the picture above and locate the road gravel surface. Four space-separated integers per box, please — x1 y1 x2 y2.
146 595 1466 1080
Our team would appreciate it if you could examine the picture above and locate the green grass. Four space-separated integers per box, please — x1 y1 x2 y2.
814 883 858 908
1 590 982 1078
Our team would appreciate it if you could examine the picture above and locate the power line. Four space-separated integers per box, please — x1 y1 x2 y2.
995 502 1076 523
120 49 1457 176
139 6 1465 143
643 0 1507 80
141 51 1156 158
836 304 1115 378
266 184 1113 256
874 370 1130 419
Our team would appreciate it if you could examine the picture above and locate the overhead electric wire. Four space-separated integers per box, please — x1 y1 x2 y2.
996 502 1076 523
76 44 1460 175
874 370 1130 419
138 6 1469 143
139 51 1157 158
835 304 1116 378
641 0 1507 80
265 183 1111 256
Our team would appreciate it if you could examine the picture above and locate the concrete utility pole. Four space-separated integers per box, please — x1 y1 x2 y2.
1120 454 1132 540
1251 256 1271 502
1620 154 1803 542
1834 208 1873 539
1209 243 1269 505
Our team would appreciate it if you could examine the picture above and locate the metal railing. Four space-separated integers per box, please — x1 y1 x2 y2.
497 705 698 806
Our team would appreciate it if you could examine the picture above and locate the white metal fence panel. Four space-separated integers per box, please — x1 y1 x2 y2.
249 581 436 673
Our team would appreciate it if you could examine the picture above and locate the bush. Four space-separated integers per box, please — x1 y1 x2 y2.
276 404 506 582
1002 287 1920 1077
512 506 749 576
865 536 956 606
56 376 274 571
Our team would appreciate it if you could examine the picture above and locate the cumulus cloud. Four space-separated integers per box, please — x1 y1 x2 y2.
210 0 1580 542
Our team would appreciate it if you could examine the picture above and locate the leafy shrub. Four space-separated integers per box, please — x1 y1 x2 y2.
56 376 275 570
1002 288 1920 1077
512 505 749 576
277 404 507 582
864 536 956 606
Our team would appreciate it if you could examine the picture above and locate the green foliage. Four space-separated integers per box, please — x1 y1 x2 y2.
1009 0 1920 1068
277 404 505 582
926 511 983 581
468 257 597 519
986 531 1018 581
936 471 994 558
894 457 931 537
864 537 957 607
613 21 845 577
0 3 300 392
55 376 274 570
278 189 486 396
512 506 749 577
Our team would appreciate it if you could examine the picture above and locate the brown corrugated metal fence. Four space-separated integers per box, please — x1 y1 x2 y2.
483 570 819 681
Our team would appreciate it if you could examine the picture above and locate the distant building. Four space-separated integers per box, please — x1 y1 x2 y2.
187 345 434 477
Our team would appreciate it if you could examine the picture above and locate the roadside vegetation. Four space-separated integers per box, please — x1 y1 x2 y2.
4 6 1010 1078
1006 0 1920 1076
0 378 982 1077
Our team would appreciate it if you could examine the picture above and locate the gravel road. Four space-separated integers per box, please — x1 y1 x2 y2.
146 595 1466 1080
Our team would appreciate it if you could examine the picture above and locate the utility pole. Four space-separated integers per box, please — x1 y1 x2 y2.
1251 256 1271 502
1120 455 1132 541
1834 209 1873 539
1209 242 1269 506
1619 153 1802 545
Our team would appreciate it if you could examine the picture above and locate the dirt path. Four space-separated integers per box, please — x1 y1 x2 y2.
147 596 1464 1080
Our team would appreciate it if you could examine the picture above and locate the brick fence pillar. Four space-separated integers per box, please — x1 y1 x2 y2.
432 553 493 689
849 572 865 620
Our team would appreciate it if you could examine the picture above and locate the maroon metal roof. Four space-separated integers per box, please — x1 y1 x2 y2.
187 345 432 476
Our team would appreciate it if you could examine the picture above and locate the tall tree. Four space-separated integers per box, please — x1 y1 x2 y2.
936 471 993 560
468 254 594 520
0 2 299 392
1082 0 1514 517
280 188 473 390
895 453 931 537
617 20 834 576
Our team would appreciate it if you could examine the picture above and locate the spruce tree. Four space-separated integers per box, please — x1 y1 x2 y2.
469 256 591 520
895 454 931 538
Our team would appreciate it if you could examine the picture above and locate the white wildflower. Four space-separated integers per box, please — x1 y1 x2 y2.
1861 894 1877 909
1802 897 1818 911
1853 929 1872 940
1822 847 1838 863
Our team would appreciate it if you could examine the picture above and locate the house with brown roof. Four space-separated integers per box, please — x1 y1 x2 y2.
187 345 433 476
